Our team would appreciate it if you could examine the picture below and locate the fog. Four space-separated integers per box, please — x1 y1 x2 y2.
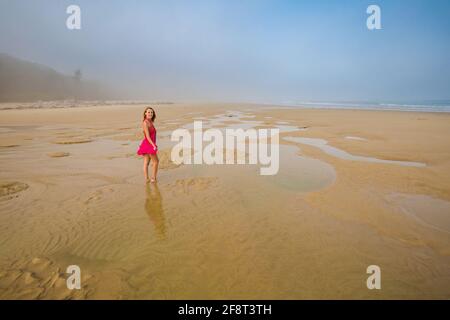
1 0 449 102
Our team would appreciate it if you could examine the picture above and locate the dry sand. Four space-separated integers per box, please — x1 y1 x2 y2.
0 103 449 299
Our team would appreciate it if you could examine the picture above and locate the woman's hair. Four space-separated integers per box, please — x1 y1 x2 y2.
142 107 156 122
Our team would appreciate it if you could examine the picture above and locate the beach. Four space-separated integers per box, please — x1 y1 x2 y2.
0 102 449 299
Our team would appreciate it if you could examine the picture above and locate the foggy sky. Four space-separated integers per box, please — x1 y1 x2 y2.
1 0 449 102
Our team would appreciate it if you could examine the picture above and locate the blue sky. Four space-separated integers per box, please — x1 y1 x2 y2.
0 0 449 101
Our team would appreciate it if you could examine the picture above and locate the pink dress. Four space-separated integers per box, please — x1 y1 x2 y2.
137 121 157 155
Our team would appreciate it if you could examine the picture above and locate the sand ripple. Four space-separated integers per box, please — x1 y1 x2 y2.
169 177 219 194
0 257 91 299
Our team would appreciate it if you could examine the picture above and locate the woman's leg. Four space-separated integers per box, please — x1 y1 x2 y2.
143 154 150 181
150 154 159 181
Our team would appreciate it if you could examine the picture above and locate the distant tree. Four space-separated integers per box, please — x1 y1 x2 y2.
73 68 82 101
74 68 82 82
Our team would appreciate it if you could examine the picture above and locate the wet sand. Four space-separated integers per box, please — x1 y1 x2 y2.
0 103 449 299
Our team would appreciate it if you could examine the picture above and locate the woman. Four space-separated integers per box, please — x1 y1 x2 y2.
137 107 159 183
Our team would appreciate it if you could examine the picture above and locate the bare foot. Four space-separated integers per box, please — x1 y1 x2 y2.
150 177 157 183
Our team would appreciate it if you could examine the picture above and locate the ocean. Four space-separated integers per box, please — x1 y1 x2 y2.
279 100 450 113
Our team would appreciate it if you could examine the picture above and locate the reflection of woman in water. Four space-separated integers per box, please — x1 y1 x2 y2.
137 107 159 183
145 183 166 239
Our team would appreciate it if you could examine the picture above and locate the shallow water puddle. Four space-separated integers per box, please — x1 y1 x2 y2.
284 136 426 167
180 112 307 134
345 136 367 141
181 111 262 131
385 193 450 234
154 127 336 193
264 144 335 192
167 143 335 193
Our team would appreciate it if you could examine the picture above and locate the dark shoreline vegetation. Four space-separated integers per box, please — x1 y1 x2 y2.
0 53 110 103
